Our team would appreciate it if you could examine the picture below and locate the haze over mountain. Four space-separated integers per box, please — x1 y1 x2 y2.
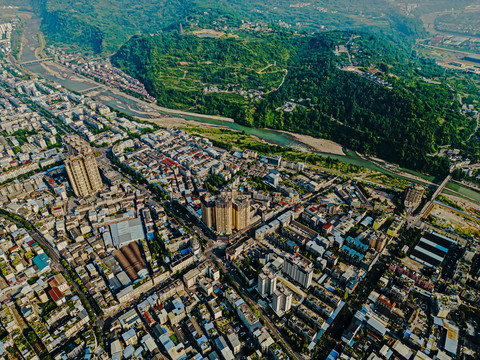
1 0 474 53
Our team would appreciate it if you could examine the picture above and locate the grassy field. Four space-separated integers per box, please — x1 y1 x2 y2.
35 31 46 58
364 173 409 189
180 125 278 150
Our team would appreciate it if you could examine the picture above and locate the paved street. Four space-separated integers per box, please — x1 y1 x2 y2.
202 236 303 360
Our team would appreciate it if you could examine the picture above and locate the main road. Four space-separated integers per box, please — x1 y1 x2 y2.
203 239 305 360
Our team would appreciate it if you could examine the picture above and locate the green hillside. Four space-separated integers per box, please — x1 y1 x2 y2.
29 0 428 53
112 31 478 176
30 0 195 53
112 32 292 109
4 0 477 53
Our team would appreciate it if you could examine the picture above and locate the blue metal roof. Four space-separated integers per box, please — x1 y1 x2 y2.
327 350 339 360
33 253 50 271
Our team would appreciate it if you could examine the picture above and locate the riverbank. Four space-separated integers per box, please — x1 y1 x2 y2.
146 115 346 156
36 59 236 123
146 116 233 130
147 118 283 152
39 62 89 83
276 130 345 155
358 153 437 187
15 11 480 207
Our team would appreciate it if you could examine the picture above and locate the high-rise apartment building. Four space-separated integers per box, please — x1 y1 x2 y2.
200 193 251 235
215 195 233 234
282 253 313 289
258 269 278 298
258 273 268 297
272 283 292 315
233 196 250 231
64 135 103 197
201 194 216 229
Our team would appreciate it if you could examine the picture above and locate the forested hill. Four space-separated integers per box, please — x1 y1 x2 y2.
30 0 194 53
24 0 467 54
4 0 476 53
112 31 476 176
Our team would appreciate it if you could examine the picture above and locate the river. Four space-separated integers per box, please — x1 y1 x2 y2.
17 13 480 203
19 16 313 149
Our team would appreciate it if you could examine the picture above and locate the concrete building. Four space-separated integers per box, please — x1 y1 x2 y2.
227 333 241 355
258 268 277 298
271 283 292 316
214 336 234 360
186 317 211 355
215 195 233 234
287 315 317 342
64 134 103 197
282 253 313 289
233 196 250 231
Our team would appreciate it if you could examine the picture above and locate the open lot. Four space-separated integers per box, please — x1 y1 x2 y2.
428 203 480 237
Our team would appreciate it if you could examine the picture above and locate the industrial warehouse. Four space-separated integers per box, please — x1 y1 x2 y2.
410 232 457 268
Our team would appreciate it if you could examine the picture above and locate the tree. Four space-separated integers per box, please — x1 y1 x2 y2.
25 330 37 344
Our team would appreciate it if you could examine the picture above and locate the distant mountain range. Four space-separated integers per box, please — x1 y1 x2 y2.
0 0 468 53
